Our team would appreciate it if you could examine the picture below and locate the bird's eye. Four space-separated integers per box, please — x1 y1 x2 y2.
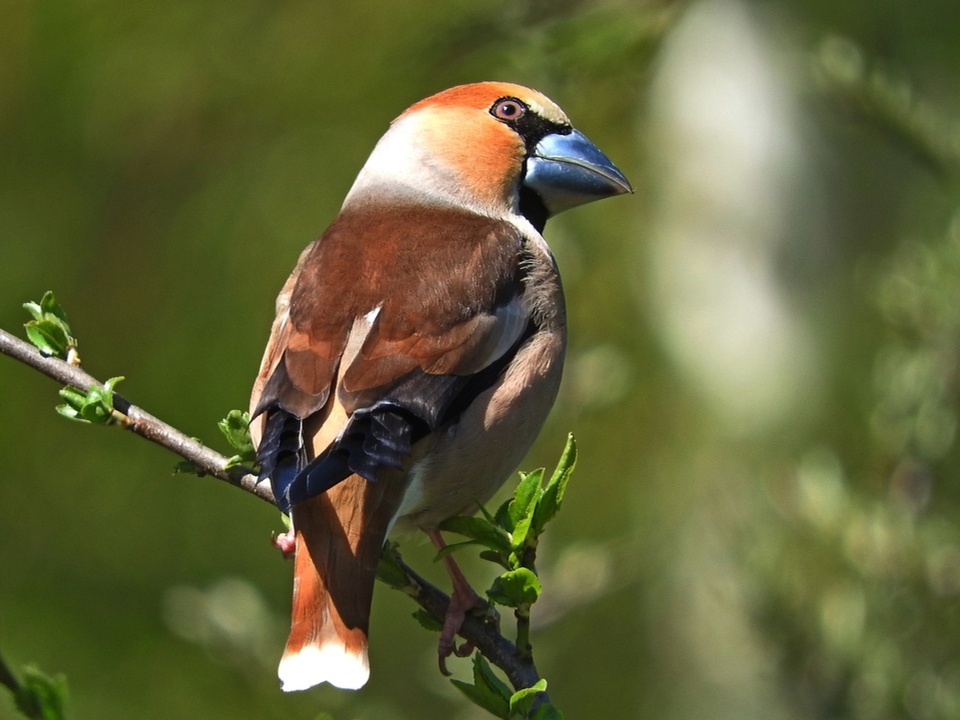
491 98 526 121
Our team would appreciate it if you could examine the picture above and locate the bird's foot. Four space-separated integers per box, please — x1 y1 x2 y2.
426 528 495 675
271 529 296 559
437 581 488 675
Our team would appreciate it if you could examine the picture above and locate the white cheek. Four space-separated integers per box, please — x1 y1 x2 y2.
343 116 453 207
341 112 515 219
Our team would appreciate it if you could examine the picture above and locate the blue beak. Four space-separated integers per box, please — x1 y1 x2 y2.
524 128 633 216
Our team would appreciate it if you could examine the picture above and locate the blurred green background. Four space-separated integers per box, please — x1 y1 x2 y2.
3 0 960 718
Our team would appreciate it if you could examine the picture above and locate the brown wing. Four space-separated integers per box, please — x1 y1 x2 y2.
250 204 532 510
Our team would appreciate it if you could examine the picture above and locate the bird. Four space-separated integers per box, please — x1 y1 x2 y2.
248 81 631 692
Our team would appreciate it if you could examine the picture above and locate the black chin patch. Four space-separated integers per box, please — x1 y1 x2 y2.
519 185 549 233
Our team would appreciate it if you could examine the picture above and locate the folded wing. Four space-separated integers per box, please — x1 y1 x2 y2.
250 205 533 510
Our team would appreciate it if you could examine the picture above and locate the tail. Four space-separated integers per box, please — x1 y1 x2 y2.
277 474 397 692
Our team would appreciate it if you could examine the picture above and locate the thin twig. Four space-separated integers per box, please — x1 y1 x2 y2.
0 649 21 699
0 328 273 504
385 547 544 692
0 326 547 698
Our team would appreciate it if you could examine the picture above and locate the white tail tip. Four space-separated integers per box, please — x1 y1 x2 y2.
278 643 370 692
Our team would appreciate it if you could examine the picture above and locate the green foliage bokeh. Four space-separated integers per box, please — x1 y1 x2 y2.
4 1 960 718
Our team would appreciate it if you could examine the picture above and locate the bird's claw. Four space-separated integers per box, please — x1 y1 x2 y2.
437 589 487 675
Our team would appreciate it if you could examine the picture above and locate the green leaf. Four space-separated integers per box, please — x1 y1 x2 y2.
217 410 256 461
23 301 42 322
173 459 204 476
24 323 68 358
530 703 564 720
452 679 508 718
438 516 512 555
375 543 412 591
488 568 541 608
479 549 512 569
222 454 246 469
508 469 544 553
477 501 498 525
473 654 512 703
508 679 548 718
532 434 577 534
14 665 69 720
434 539 487 561
412 609 443 632
23 292 77 361
39 291 69 323
493 494 514 530
54 387 84 420
509 471 543 529
450 654 511 718
55 377 124 425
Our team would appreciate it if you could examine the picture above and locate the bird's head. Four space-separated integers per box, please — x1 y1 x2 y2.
343 82 632 229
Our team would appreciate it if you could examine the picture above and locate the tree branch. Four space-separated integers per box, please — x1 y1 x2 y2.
0 326 548 701
0 650 20 702
0 328 273 504
397 559 544 691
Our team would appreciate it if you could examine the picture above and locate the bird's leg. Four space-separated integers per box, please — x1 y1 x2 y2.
426 528 489 675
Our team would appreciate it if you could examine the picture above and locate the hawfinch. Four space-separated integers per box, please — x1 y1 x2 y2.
249 82 631 692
